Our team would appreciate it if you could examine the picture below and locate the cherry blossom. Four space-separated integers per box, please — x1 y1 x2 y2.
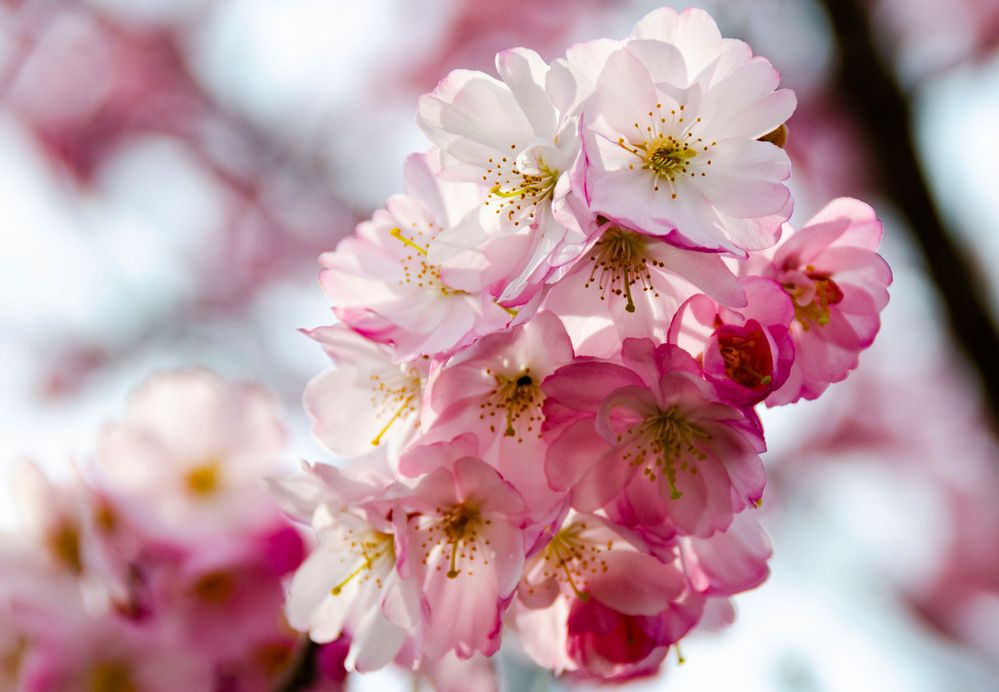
668 276 796 405
513 513 691 681
399 311 574 530
393 454 529 661
0 6 902 688
418 48 584 305
277 460 421 673
571 8 796 254
542 339 765 538
96 370 286 540
303 324 427 459
541 215 747 358
744 197 892 404
319 153 512 360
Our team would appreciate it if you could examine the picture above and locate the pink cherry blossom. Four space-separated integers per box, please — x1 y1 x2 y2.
10 461 97 584
564 598 672 683
543 339 765 538
19 612 215 692
0 540 90 690
513 512 691 682
668 276 796 405
148 532 301 662
393 455 528 661
96 371 286 542
319 153 512 360
572 8 796 254
278 460 422 673
541 215 747 358
679 511 772 597
745 197 892 404
418 48 585 305
417 652 498 692
399 311 574 531
303 324 427 459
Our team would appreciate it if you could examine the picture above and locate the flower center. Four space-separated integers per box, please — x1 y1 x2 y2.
416 502 486 580
647 140 697 178
480 368 543 440
625 407 711 500
539 522 611 601
616 103 714 199
48 520 83 573
185 459 221 497
88 661 136 692
584 226 663 313
389 226 459 297
191 570 236 604
330 529 394 596
483 149 559 227
717 323 774 389
785 265 845 330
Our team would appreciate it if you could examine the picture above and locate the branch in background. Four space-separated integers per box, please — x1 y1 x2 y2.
277 639 319 692
817 0 999 425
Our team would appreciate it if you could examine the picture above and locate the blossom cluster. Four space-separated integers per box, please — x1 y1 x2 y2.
276 6 893 686
0 372 348 692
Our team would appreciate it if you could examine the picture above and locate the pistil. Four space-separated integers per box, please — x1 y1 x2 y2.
615 103 714 199
624 408 711 499
480 368 543 440
585 227 662 313
483 151 559 227
785 265 844 330
330 531 394 596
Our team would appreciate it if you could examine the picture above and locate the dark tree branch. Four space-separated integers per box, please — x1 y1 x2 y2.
816 0 999 424
276 640 319 692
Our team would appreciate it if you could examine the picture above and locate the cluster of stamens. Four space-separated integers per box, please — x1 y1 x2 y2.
47 520 83 573
185 458 222 497
479 368 543 440
190 570 236 604
389 224 457 296
616 103 714 199
416 503 490 580
482 145 558 228
718 330 773 389
534 522 612 601
368 371 421 447
585 227 663 313
620 407 711 499
329 529 394 596
784 265 844 331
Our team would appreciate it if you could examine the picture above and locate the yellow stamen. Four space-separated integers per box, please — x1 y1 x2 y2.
498 303 519 318
331 544 389 596
627 408 712 499
390 227 428 256
371 395 415 447
549 540 590 601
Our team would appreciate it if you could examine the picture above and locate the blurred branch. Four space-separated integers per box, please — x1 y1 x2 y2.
277 639 319 692
818 0 999 426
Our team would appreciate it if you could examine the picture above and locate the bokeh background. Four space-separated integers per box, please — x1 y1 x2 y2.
2 0 998 690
